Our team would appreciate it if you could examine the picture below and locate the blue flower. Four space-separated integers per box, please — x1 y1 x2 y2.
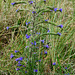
28 1 33 4
26 34 31 39
44 44 49 48
10 54 14 58
26 22 30 25
11 2 16 5
47 30 50 33
65 67 67 69
45 19 49 21
34 52 36 54
41 39 44 43
16 68 20 71
6 26 9 30
17 64 22 66
46 45 49 48
19 57 24 61
54 8 58 12
16 9 19 12
39 59 41 62
32 11 36 14
52 62 56 65
36 32 40 34
33 69 38 72
18 61 20 64
31 41 36 45
14 50 19 53
57 32 61 36
44 0 46 1
44 51 47 54
25 71 27 73
15 57 24 61
25 46 28 48
23 65 26 67
59 8 62 12
57 24 63 28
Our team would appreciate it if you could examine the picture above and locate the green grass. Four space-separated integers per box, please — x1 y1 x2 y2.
0 0 75 75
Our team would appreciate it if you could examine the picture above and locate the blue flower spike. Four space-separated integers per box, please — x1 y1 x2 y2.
57 24 63 28
11 2 16 5
57 32 61 36
59 8 62 12
10 54 15 59
14 50 19 53
53 62 56 65
6 26 9 30
54 8 58 12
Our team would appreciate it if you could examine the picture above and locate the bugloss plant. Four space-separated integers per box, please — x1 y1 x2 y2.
9 0 66 75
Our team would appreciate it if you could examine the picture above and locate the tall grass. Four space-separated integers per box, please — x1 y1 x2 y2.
0 0 75 75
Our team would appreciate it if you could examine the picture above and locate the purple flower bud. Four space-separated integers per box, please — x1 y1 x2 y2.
57 32 61 36
11 2 16 5
59 8 62 12
10 54 14 58
57 24 63 28
52 62 56 65
6 26 9 30
16 68 20 71
14 50 19 53
54 8 58 12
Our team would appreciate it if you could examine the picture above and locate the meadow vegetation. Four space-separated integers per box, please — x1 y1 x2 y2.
0 0 75 75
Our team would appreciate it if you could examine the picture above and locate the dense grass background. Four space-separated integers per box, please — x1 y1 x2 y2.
0 0 75 75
